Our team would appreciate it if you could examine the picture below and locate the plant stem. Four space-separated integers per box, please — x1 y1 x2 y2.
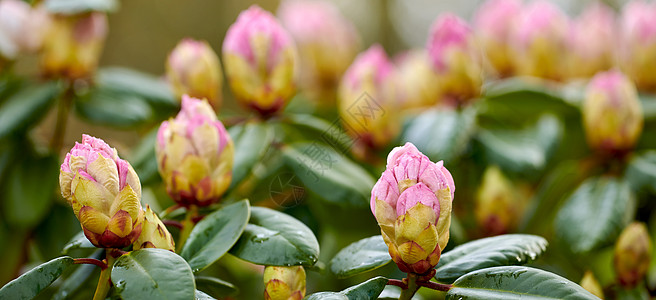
92 251 116 300
73 258 107 269
417 281 452 292
50 86 73 153
399 274 419 300
176 205 197 253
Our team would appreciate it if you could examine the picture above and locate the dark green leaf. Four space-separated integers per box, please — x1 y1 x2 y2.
282 142 375 207
75 89 152 127
305 276 388 300
111 249 195 300
181 200 250 272
3 153 59 228
195 290 215 300
61 231 94 255
53 250 103 300
446 266 599 300
96 67 176 106
228 122 273 190
284 114 352 154
555 177 635 253
44 0 118 14
0 256 73 299
330 235 391 278
434 234 548 284
229 206 319 266
401 107 476 163
476 115 562 175
624 151 656 194
0 81 61 139
195 276 238 298
640 93 656 121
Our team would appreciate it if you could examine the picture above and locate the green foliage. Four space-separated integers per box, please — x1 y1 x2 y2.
305 277 388 300
330 235 391 278
0 256 73 299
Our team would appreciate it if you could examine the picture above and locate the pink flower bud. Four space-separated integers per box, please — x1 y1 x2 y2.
511 0 569 80
621 1 656 91
394 50 440 109
41 12 108 79
614 222 652 288
156 95 234 207
0 1 50 58
473 0 523 77
59 135 143 249
583 70 643 153
278 0 360 104
338 44 400 151
475 166 520 236
223 5 297 117
426 13 483 104
263 266 306 300
371 143 454 275
567 2 617 79
166 39 223 109
134 205 175 251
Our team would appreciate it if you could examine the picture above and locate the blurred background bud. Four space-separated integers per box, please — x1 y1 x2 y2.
223 5 297 117
582 70 643 153
0 0 50 60
166 38 223 110
371 143 454 275
614 222 652 288
567 3 616 79
394 50 440 110
263 266 306 300
580 271 605 299
59 135 143 248
511 0 569 80
473 0 522 78
426 13 483 105
41 12 108 80
156 95 234 207
620 0 656 91
134 205 175 251
278 0 360 106
475 166 521 236
338 44 400 154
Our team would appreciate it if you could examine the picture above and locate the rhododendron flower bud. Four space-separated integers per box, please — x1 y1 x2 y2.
621 1 656 91
614 222 651 288
568 3 616 79
59 135 143 249
134 205 175 251
278 0 360 104
511 0 569 80
473 0 522 77
223 5 297 117
580 271 604 299
41 12 108 79
583 70 643 153
156 95 234 207
395 50 440 109
426 13 483 104
371 143 454 275
166 39 223 109
475 166 519 236
263 266 306 300
338 44 400 151
0 0 50 59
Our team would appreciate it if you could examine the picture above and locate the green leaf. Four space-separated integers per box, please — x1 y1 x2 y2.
330 235 391 278
284 114 353 154
181 200 250 272
111 249 195 300
61 231 94 255
401 107 477 163
624 151 656 194
434 234 548 284
282 142 375 207
0 256 73 299
228 121 273 190
229 206 319 266
44 0 118 14
195 290 215 300
195 276 238 298
75 89 153 127
53 250 103 300
640 93 656 121
305 276 388 300
446 266 599 300
96 67 176 107
476 115 562 175
555 177 635 253
0 81 61 139
3 153 59 228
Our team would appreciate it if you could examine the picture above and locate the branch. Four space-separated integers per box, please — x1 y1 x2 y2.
387 279 407 289
417 281 452 292
73 258 108 270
